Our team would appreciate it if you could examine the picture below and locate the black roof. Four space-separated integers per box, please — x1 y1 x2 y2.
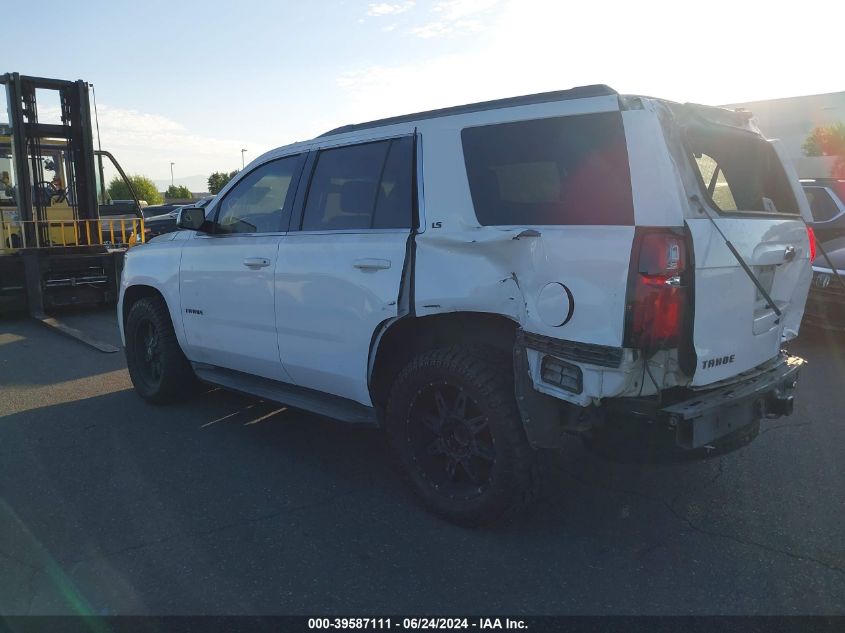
319 84 617 137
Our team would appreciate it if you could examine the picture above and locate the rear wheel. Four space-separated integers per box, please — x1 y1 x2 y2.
386 346 537 526
125 296 196 403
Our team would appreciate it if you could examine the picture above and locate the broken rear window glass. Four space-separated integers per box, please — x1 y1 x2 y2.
687 126 799 215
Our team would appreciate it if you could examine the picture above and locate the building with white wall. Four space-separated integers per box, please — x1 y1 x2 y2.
724 91 845 178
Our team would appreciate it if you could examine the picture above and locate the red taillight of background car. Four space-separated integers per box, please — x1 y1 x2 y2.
624 229 689 352
807 225 817 263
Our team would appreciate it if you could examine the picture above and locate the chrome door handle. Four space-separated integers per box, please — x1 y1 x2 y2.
353 258 391 270
243 257 271 269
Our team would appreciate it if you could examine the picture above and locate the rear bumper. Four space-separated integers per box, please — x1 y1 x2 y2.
661 353 805 449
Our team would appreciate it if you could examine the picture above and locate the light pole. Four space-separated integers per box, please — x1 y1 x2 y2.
241 149 247 170
170 162 175 187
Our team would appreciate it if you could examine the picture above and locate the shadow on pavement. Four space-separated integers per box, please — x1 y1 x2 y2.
0 315 126 388
2 377 842 615
1 313 843 614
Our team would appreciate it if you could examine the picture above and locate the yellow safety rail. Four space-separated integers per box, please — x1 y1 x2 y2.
0 217 146 251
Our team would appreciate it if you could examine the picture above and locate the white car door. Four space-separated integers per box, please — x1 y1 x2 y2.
275 136 415 405
180 154 305 381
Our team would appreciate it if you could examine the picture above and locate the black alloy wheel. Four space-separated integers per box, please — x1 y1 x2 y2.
386 346 537 526
134 317 163 388
407 382 496 499
125 296 196 403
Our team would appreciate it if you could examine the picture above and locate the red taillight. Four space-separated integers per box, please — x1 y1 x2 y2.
807 225 817 263
624 230 688 352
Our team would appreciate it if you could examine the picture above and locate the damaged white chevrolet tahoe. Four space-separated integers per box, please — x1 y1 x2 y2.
119 85 813 525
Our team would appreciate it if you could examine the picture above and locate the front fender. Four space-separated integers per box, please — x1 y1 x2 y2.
119 240 186 349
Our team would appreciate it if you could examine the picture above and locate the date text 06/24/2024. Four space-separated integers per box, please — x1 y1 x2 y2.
307 618 528 630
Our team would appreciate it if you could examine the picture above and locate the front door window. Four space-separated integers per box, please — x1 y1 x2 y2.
215 156 303 234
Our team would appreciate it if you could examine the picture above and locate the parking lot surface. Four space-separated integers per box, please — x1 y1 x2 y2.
0 309 843 615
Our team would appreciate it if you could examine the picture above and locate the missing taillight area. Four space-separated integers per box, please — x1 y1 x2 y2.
624 228 690 353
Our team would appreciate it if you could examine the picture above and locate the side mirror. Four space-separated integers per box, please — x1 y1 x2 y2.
177 206 207 231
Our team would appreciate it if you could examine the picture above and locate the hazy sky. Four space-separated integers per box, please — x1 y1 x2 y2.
5 0 842 190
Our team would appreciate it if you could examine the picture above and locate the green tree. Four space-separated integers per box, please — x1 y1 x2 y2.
207 170 239 195
803 122 845 178
165 184 193 199
107 174 163 205
803 122 845 157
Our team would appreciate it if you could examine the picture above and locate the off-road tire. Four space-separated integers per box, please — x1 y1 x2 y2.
125 296 196 404
385 346 537 527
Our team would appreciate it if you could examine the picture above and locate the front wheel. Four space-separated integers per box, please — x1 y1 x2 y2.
385 346 537 526
125 296 196 403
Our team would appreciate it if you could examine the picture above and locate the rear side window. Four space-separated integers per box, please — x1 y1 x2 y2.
461 112 634 226
804 187 840 222
301 137 413 231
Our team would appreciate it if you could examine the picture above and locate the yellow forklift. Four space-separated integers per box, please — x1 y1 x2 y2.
1 73 145 350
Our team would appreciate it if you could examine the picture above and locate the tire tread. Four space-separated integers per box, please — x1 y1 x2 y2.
386 344 538 526
125 296 195 404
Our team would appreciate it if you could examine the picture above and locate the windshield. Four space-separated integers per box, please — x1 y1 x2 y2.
686 125 799 215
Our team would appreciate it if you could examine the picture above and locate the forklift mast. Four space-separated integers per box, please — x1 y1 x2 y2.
2 74 99 230
0 73 144 333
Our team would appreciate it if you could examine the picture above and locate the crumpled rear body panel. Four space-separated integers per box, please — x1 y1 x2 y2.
410 98 688 405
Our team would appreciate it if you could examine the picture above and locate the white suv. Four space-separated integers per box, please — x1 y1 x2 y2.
119 85 813 525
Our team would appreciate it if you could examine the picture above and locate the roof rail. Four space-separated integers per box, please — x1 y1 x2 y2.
319 84 617 137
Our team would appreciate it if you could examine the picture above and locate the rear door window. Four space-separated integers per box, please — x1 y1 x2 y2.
301 137 413 231
373 137 414 229
461 112 634 226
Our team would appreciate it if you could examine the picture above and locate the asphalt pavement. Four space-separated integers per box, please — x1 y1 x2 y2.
0 308 843 615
